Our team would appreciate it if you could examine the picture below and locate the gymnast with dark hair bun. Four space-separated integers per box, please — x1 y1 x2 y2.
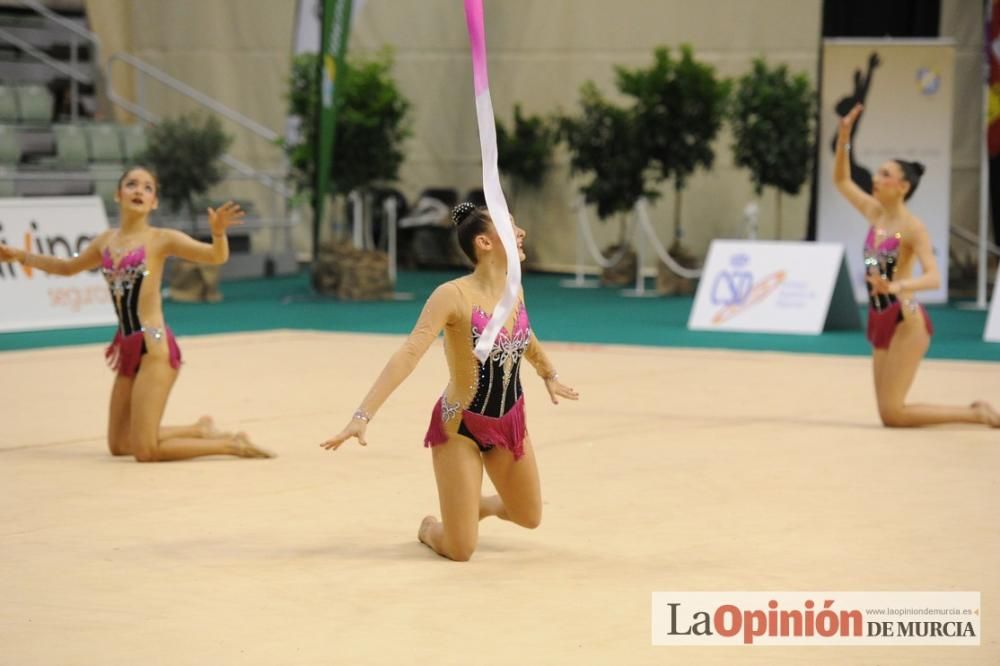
322 203 579 561
834 104 999 428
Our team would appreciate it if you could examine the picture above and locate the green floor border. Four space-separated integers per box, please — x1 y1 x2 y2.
2 270 999 362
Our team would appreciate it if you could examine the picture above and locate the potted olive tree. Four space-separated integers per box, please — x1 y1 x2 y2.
496 104 557 265
497 103 557 205
141 113 232 302
559 82 655 286
730 58 815 239
284 49 412 299
616 45 729 294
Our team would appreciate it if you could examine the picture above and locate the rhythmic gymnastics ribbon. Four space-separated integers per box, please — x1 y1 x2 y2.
464 0 521 363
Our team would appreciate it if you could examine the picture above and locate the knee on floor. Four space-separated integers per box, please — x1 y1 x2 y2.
513 510 542 530
132 449 159 462
441 532 478 562
446 543 477 562
878 407 908 428
130 439 160 462
107 439 131 456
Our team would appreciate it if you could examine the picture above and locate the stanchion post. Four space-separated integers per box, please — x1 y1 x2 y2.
622 199 660 298
559 197 601 289
385 196 413 301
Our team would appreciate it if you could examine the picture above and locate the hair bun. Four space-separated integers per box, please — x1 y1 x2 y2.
451 202 478 225
913 162 926 177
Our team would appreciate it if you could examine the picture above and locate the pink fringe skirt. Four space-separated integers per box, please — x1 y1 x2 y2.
866 302 933 350
424 395 527 461
105 327 182 377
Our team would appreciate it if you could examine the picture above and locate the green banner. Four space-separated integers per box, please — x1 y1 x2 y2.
314 0 353 257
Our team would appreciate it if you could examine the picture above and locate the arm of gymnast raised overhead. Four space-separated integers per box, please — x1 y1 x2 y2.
833 104 881 222
321 282 461 450
160 201 245 265
0 230 109 276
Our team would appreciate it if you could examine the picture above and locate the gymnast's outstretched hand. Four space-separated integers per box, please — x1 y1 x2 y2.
321 419 368 451
207 201 246 236
840 103 863 135
544 376 579 405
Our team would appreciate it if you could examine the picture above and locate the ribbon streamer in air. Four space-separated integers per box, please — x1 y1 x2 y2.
464 0 521 363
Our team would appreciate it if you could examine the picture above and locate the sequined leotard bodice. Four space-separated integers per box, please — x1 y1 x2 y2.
863 227 900 312
101 246 149 335
423 279 555 460
100 244 181 376
466 304 531 418
862 226 935 349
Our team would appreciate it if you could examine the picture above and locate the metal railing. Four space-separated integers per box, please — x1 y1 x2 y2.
950 224 1000 258
104 52 289 198
13 0 290 202
0 26 88 83
0 7 91 123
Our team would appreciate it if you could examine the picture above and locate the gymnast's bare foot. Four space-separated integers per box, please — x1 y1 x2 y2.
418 515 438 548
971 401 1000 427
196 415 224 438
234 432 275 458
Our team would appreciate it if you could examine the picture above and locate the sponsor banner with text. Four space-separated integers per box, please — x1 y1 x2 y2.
0 196 115 333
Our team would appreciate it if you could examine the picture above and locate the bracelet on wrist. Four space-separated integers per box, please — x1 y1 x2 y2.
352 409 371 423
545 371 559 382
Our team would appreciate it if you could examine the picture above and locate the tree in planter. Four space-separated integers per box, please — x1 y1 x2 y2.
730 58 815 239
496 103 557 206
616 44 729 270
141 113 232 231
284 49 412 298
140 113 233 302
284 49 411 240
559 82 656 284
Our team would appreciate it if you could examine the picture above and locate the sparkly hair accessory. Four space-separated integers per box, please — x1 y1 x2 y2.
451 202 478 225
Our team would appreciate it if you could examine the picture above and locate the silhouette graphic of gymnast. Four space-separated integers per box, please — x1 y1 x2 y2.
831 52 880 194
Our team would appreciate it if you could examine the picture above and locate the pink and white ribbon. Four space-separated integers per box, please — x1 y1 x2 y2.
464 0 521 363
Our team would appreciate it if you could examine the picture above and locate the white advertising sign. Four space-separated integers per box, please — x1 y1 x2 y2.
0 196 115 332
688 240 859 335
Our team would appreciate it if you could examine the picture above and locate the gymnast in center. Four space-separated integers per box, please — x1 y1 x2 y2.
322 203 579 561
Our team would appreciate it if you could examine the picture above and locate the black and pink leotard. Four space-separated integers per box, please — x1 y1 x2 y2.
101 246 181 376
863 228 933 349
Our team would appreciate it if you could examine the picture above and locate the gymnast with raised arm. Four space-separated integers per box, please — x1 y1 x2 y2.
0 166 273 460
834 105 999 428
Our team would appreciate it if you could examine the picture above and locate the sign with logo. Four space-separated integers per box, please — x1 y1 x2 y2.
688 240 860 335
652 591 980 646
0 196 116 332
817 39 955 304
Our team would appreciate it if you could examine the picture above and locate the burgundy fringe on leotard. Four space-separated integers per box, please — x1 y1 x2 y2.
104 328 182 377
866 302 934 350
424 395 527 460
424 398 449 446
